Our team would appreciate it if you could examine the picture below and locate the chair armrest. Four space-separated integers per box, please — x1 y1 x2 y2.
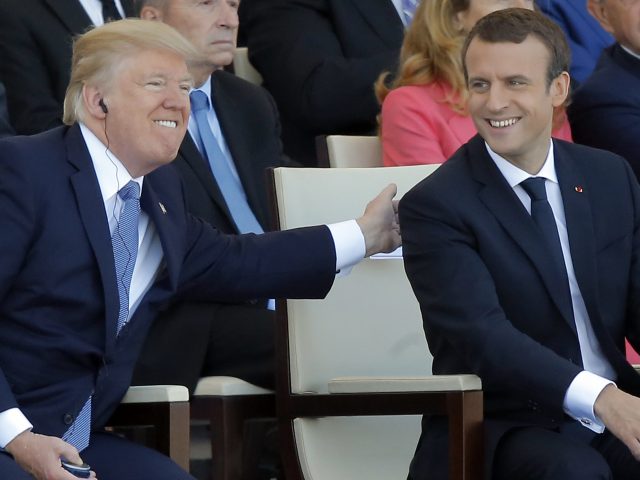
194 376 274 396
327 374 482 394
120 385 189 404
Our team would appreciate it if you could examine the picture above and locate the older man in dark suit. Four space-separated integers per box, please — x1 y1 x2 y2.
568 0 640 180
132 0 292 393
0 0 134 135
0 19 399 479
401 9 640 480
243 0 406 166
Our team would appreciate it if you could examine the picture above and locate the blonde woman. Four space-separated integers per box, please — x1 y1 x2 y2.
376 0 572 166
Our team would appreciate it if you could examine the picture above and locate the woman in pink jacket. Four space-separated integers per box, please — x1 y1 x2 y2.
376 0 572 166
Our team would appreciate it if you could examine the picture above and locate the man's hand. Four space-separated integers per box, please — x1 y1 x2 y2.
594 384 640 460
5 431 97 479
356 184 401 257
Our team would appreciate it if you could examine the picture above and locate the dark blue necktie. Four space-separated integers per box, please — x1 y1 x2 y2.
190 90 263 234
521 177 574 316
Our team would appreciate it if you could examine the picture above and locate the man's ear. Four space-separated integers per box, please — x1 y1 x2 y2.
140 5 163 21
551 71 571 108
587 0 614 36
82 84 108 119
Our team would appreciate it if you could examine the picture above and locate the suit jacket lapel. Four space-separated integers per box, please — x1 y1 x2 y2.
66 125 120 352
178 131 238 229
210 73 269 229
140 176 181 293
45 0 92 34
470 136 577 333
347 0 404 47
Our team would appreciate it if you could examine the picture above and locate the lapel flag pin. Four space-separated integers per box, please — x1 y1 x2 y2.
574 186 583 193
159 202 167 214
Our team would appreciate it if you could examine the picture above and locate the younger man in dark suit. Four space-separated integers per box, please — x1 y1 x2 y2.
568 0 640 180
401 8 640 480
133 0 288 393
0 19 399 479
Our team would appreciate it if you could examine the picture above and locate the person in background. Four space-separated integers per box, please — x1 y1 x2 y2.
132 0 290 398
242 0 406 166
538 0 614 85
0 0 133 135
568 0 640 180
376 0 572 167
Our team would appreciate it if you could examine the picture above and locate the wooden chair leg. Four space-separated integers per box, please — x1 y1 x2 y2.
447 391 484 480
210 397 245 480
109 401 190 472
191 395 276 480
155 402 191 472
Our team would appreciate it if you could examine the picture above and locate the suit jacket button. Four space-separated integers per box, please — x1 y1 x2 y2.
63 413 74 425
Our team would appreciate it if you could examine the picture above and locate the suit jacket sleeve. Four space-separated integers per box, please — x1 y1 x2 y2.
245 0 401 132
0 141 38 412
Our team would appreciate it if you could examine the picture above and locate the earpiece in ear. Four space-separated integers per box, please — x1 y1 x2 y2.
99 99 109 114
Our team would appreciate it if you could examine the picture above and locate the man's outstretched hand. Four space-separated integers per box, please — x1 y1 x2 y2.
356 184 401 257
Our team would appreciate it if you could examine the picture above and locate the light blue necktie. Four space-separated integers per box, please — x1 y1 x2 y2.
402 0 419 24
189 90 263 234
111 181 141 335
62 181 140 451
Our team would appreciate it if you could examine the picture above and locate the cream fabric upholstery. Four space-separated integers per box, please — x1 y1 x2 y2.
194 376 273 396
326 135 382 168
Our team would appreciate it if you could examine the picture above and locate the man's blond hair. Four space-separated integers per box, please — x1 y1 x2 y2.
63 18 200 124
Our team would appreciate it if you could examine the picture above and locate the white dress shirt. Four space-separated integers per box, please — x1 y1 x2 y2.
0 124 365 448
487 140 615 433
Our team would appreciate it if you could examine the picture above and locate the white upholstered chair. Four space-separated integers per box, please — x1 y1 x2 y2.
267 165 483 480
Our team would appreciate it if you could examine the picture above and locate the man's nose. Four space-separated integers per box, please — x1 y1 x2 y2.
485 85 509 112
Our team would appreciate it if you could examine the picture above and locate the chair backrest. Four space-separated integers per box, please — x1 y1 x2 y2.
271 165 439 393
270 165 441 479
324 135 383 168
232 47 263 85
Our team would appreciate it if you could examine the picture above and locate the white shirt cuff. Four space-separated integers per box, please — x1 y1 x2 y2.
0 408 33 448
327 220 366 277
563 370 614 433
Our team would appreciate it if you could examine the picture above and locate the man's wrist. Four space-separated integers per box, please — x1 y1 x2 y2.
0 408 33 449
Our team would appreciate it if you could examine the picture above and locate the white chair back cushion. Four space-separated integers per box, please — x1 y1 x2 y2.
272 165 440 393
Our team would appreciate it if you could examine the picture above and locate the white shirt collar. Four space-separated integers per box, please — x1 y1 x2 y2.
192 76 213 110
620 44 640 61
485 140 557 187
79 122 144 203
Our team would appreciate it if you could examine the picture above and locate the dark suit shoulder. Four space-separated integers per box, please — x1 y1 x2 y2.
213 70 275 107
572 45 638 107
